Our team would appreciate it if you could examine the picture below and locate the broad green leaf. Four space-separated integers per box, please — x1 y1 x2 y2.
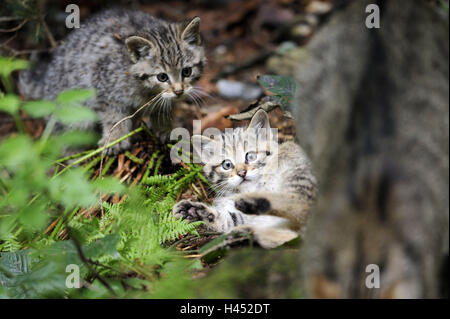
0 135 33 168
0 217 17 241
54 105 98 124
0 250 33 298
83 234 120 259
56 89 95 104
13 250 77 298
18 202 48 232
0 94 21 115
0 57 28 79
22 100 56 118
55 131 98 147
49 169 97 208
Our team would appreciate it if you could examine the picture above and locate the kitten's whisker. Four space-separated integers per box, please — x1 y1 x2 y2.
192 86 215 100
210 180 231 198
186 92 202 109
164 98 173 120
161 97 167 120
190 90 206 105
192 86 210 95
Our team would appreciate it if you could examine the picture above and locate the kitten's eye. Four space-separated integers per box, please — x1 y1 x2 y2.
221 159 234 170
139 74 149 80
266 151 271 156
245 151 257 163
182 67 192 78
157 73 169 82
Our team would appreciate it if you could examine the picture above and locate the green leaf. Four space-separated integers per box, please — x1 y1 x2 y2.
22 100 56 118
0 94 21 115
49 169 97 208
0 57 28 79
54 105 98 124
271 94 292 109
55 131 99 148
93 177 125 194
18 202 48 232
83 234 120 260
0 250 35 298
56 89 95 104
257 75 296 97
0 135 34 168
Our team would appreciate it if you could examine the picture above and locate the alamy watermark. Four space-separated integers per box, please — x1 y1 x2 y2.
365 264 380 289
365 4 380 29
65 264 80 288
65 4 80 29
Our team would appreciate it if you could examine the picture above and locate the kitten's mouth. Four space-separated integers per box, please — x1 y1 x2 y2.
239 178 248 184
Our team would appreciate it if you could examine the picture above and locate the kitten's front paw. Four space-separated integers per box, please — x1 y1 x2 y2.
235 197 271 215
172 200 216 223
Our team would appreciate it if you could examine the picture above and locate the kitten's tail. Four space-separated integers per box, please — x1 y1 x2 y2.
18 51 51 99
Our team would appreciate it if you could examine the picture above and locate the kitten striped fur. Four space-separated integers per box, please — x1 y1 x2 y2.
173 110 317 248
19 8 206 154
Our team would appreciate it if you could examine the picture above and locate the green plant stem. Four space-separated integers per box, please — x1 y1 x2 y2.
141 151 159 183
101 157 115 177
55 149 94 164
0 176 9 193
124 151 144 165
12 113 25 134
40 116 55 142
54 127 143 178
154 155 164 176
1 76 13 94
83 155 102 173
27 128 144 209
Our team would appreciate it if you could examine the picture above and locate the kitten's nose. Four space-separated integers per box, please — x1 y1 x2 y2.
237 169 247 178
174 89 184 96
173 83 184 96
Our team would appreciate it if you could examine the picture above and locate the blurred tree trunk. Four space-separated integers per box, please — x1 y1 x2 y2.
293 0 448 298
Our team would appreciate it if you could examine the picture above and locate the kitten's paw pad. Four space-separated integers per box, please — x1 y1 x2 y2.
235 197 271 215
172 200 215 223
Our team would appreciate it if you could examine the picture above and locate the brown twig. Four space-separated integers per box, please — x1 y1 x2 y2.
197 179 208 200
0 17 23 23
0 19 29 32
38 15 57 48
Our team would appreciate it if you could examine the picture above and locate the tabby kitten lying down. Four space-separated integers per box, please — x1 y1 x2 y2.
173 110 317 248
19 9 206 154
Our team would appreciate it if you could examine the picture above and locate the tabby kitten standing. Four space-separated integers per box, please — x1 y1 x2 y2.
19 9 206 154
173 110 317 248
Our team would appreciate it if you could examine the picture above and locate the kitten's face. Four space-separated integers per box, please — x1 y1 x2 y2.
126 17 205 101
194 110 277 196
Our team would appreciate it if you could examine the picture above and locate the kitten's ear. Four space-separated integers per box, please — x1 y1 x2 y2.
125 36 156 63
181 17 202 46
247 109 271 130
192 135 218 161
